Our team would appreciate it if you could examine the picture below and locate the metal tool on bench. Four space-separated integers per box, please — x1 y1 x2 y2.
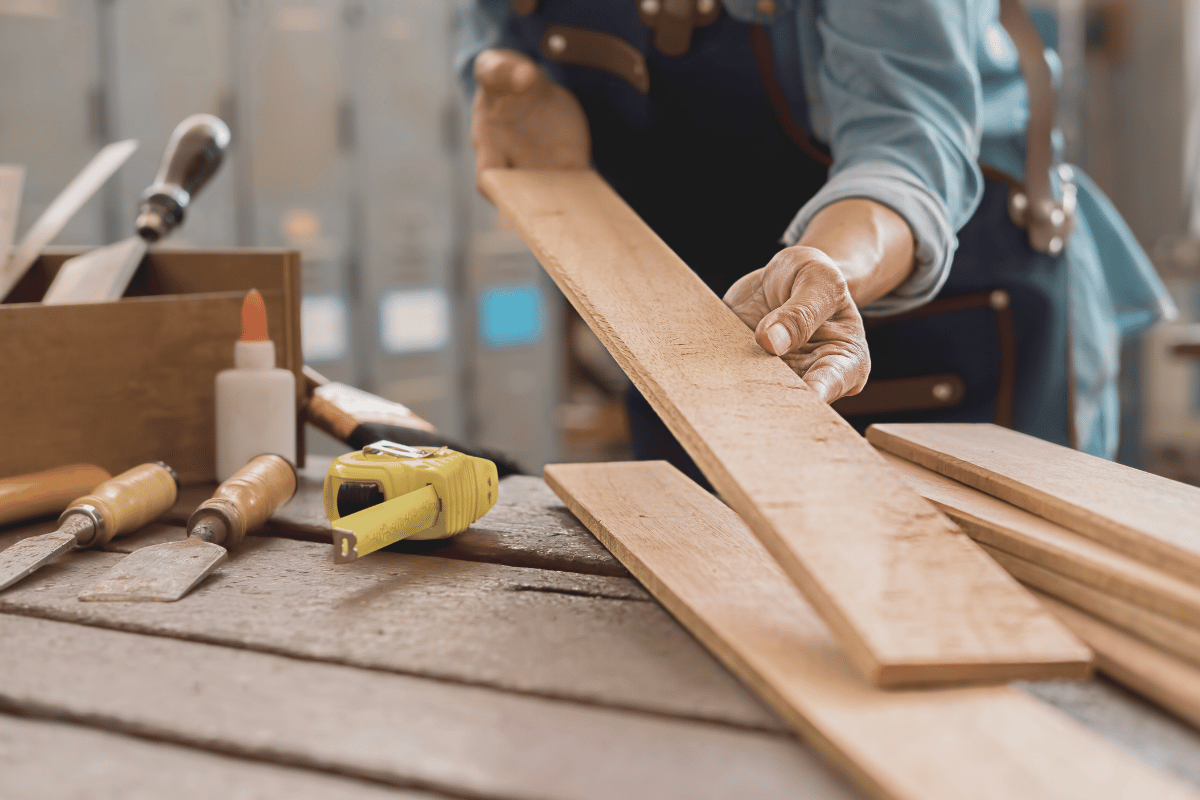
80 454 297 602
42 114 231 305
0 462 178 592
0 139 138 301
0 463 112 529
325 441 498 563
303 366 525 477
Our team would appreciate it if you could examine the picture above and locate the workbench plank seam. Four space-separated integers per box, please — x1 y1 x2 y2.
0 703 504 800
0 605 793 737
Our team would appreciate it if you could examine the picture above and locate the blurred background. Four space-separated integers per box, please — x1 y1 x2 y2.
3 0 1200 480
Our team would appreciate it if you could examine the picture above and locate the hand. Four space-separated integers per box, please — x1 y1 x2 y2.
471 49 590 192
723 246 870 404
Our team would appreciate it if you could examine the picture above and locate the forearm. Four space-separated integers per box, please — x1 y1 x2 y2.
796 199 916 307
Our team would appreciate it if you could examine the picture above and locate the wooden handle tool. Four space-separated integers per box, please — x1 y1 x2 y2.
188 454 297 548
0 464 111 528
79 455 296 603
0 462 178 592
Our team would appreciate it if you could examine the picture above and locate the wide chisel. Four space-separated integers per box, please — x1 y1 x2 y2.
43 114 231 305
0 462 178 592
0 139 138 301
0 463 112 529
80 454 297 602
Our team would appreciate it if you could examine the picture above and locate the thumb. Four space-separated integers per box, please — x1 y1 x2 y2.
475 49 540 96
753 289 840 358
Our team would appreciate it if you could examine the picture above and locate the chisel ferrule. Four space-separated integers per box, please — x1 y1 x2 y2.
59 505 103 548
187 504 237 547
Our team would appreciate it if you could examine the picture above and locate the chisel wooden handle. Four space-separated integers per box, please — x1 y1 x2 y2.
65 462 179 548
0 464 111 528
188 454 296 548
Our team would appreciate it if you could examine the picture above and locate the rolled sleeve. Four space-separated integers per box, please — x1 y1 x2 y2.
786 1 985 316
455 0 521 98
782 162 956 315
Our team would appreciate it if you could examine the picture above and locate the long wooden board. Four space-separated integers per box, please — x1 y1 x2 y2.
0 715 435 800
0 535 783 731
484 168 1087 687
1036 593 1200 731
880 451 1200 626
0 614 856 800
0 165 23 264
868 423 1200 581
982 545 1200 668
543 460 1196 800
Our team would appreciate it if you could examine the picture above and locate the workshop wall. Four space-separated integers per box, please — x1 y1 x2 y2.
0 0 564 472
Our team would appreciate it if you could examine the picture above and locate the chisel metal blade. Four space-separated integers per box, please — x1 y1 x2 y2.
42 236 148 304
78 538 227 602
0 532 78 591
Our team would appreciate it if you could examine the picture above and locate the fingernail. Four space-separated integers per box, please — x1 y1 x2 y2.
766 324 791 355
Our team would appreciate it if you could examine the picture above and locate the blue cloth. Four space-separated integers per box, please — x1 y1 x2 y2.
457 0 1175 457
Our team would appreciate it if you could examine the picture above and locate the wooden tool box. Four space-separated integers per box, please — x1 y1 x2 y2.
0 248 304 484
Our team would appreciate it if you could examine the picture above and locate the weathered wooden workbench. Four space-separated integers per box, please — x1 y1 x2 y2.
3 458 1200 799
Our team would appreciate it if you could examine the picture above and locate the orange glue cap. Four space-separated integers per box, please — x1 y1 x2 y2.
240 288 270 342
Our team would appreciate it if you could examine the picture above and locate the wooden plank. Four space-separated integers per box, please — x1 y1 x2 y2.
867 423 1200 582
1036 592 1200 732
981 545 1200 668
0 714 436 800
879 451 1200 626
0 614 860 800
0 165 23 264
483 168 1087 688
0 535 784 732
540 460 1197 800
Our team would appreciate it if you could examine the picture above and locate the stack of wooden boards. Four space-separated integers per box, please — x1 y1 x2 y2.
870 422 1200 731
484 168 1200 799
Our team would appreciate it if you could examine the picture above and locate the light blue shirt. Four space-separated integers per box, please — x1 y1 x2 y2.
458 0 1175 457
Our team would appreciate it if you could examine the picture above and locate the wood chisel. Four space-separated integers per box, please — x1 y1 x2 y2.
0 165 25 265
43 114 231 305
0 463 112 529
303 366 525 477
325 441 498 563
0 462 178 592
80 454 297 603
0 139 138 301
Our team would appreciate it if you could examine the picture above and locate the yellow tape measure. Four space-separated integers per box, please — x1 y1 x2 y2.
323 441 498 563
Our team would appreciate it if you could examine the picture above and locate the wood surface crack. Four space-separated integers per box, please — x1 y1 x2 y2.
505 584 651 602
0 607 791 737
0 700 502 800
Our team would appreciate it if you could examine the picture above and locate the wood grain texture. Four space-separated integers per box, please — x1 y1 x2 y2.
543 460 1191 800
868 423 1200 581
982 545 1200 668
266 463 628 577
0 715 438 800
0 165 23 264
483 168 1084 687
0 614 858 800
0 249 304 483
0 536 783 731
880 451 1200 627
1036 592 1200 731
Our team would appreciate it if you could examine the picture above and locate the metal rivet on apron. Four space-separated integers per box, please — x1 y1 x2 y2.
697 0 715 12
989 290 1010 311
548 33 567 53
641 0 661 14
756 0 775 14
932 382 955 402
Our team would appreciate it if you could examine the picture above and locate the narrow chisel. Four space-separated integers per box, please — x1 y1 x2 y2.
80 454 297 602
0 139 138 301
0 462 178 592
0 463 112 529
43 114 230 305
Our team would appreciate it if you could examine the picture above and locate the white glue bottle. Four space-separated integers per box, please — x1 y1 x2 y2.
215 288 296 481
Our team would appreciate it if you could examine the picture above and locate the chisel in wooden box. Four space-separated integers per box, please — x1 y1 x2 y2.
0 462 178 591
80 454 297 602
